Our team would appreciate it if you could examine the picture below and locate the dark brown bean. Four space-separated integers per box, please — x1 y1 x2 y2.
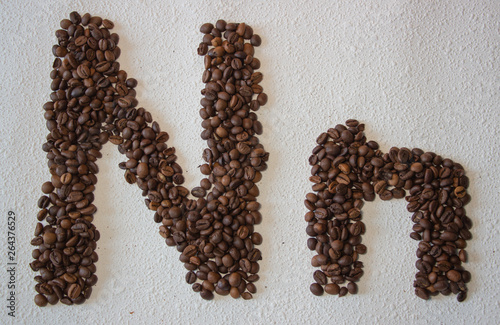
35 294 48 307
310 283 324 296
325 283 340 295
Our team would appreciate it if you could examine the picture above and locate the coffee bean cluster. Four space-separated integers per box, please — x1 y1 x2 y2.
31 12 123 307
305 119 471 302
192 20 268 300
31 12 268 306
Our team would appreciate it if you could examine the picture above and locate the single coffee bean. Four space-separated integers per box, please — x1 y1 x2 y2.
415 287 430 300
35 294 48 307
136 162 149 178
446 270 461 282
313 270 327 285
200 23 214 34
200 289 214 300
228 272 242 287
462 270 471 283
67 284 82 300
43 232 57 245
185 271 197 284
325 283 340 295
347 282 358 294
41 182 54 194
310 283 324 296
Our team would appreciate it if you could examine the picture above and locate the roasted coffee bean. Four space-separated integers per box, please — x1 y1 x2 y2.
306 120 471 301
200 289 214 300
35 294 48 307
33 15 268 305
185 271 197 284
313 270 327 285
324 283 340 295
347 282 358 294
456 291 466 302
310 283 324 296
67 284 82 300
433 280 449 292
415 287 430 300
446 270 461 282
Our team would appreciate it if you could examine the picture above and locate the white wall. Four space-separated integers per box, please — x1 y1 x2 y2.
0 0 498 324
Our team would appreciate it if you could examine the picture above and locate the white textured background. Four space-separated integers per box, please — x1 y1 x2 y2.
0 0 499 324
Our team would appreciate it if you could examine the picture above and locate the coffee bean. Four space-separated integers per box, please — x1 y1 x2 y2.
35 294 48 307
341 130 354 143
446 270 461 282
69 11 81 24
46 293 59 305
215 19 226 31
136 162 149 178
415 287 430 300
185 271 197 284
457 291 467 302
257 93 268 105
325 283 340 295
228 272 242 287
338 255 353 266
313 270 327 285
374 181 387 194
441 231 458 242
42 232 57 245
102 19 114 29
356 244 367 254
200 23 214 34
461 270 471 283
67 284 81 300
250 34 262 46
41 182 54 194
459 249 467 263
310 283 324 296
200 289 214 300
347 282 358 294
229 287 240 299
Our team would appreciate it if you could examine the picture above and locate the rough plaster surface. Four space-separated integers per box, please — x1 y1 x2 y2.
0 0 499 324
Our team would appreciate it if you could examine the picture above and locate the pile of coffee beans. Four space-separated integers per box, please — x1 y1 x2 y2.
31 12 121 306
305 119 471 301
191 20 268 300
31 12 268 306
